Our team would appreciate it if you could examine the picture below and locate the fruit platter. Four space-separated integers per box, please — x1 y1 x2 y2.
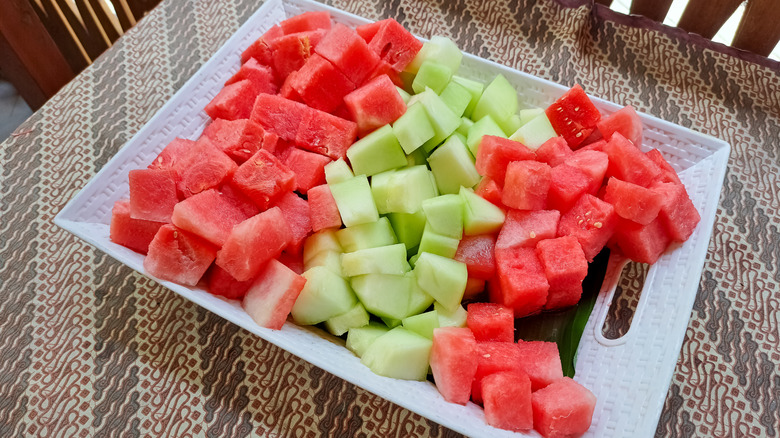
54 0 729 436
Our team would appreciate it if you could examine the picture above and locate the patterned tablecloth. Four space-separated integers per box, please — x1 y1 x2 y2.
1 0 778 436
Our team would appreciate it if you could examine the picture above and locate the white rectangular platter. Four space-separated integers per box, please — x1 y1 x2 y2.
55 0 730 436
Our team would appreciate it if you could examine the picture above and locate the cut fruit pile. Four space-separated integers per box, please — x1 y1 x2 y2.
108 10 701 436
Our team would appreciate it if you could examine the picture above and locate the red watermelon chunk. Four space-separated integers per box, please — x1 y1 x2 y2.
492 247 549 318
204 79 257 121
356 21 382 43
557 194 618 262
219 183 260 217
280 11 331 34
577 139 606 153
603 177 664 225
366 18 423 71
277 248 305 275
268 29 327 81
547 164 590 213
496 209 560 250
148 137 193 171
272 191 312 254
651 182 700 241
502 161 552 211
482 371 533 432
289 54 356 113
202 118 269 163
564 150 609 194
535 136 573 167
646 149 682 184
251 93 310 142
611 217 671 264
471 341 525 404
284 147 330 194
128 168 179 223
430 327 478 405
603 132 661 187
225 58 278 96
597 105 642 147
476 136 536 184
243 259 307 330
295 109 358 160
216 207 292 281
241 25 283 65
280 71 304 102
532 377 596 438
110 200 164 254
143 224 218 286
516 340 564 391
205 264 254 300
536 236 588 309
343 74 406 136
231 149 296 210
467 303 514 343
171 188 254 247
173 138 238 198
315 23 381 85
474 177 504 208
307 184 342 231
545 84 601 149
454 234 497 280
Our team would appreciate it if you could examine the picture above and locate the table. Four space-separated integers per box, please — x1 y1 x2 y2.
1 0 778 436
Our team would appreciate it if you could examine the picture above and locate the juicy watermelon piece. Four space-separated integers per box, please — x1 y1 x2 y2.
534 136 573 167
492 247 549 318
148 137 193 171
251 93 310 141
110 200 164 254
225 58 278 95
307 184 342 231
315 23 381 85
231 149 296 209
284 147 330 194
171 188 254 246
536 236 588 309
547 164 590 213
454 234 496 280
201 118 270 163
241 25 283 65
603 132 661 187
466 303 514 342
475 136 536 184
545 84 601 149
474 177 504 207
496 209 560 250
532 378 596 438
128 168 178 223
343 75 406 136
295 109 358 160
219 183 261 217
243 259 307 330
289 53 356 113
280 71 304 102
143 224 218 286
471 341 525 404
603 177 664 225
363 59 403 87
577 138 606 153
172 138 238 198
482 371 533 432
280 11 331 34
366 19 423 71
204 79 257 121
216 207 293 281
564 150 609 194
651 182 700 241
611 217 671 264
277 248 305 275
597 105 642 146
205 264 253 300
268 29 327 81
515 340 564 391
430 327 478 405
356 21 382 43
502 161 551 210
272 191 312 253
557 194 618 262
646 149 682 184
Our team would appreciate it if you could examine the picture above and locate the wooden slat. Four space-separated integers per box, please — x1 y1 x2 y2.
732 0 780 57
64 0 110 59
594 0 613 7
29 0 90 72
86 0 121 43
126 0 159 20
677 0 743 40
629 0 675 22
109 0 136 31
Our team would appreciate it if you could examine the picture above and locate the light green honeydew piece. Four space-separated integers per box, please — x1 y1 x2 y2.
412 60 453 94
518 107 545 126
393 102 435 155
456 117 474 137
413 252 468 312
498 113 524 137
427 134 481 195
372 165 439 214
324 158 354 185
325 302 370 336
466 114 507 157
361 327 433 381
381 317 403 328
303 250 343 276
387 210 427 251
417 223 460 259
330 175 379 227
341 243 410 277
410 88 460 152
435 302 468 328
351 273 414 320
396 86 411 104
347 125 407 176
510 111 557 150
406 146 429 166
451 75 484 119
438 80 472 118
402 310 439 339
302 229 342 264
406 271 435 315
421 194 464 239
346 322 390 357
460 186 506 235
336 217 397 252
406 36 463 74
292 266 357 326
472 74 518 126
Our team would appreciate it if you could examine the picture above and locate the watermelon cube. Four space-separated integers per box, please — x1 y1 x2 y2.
651 181 701 241
496 209 560 250
471 341 525 404
307 184 342 231
545 84 601 148
289 54 356 113
315 23 380 85
611 217 672 264
172 138 238 198
493 246 549 318
603 177 664 225
482 371 533 432
547 164 591 213
109 200 164 254
597 105 642 146
243 259 307 330
215 207 293 281
251 93 309 142
466 303 514 342
241 25 283 65
475 135 535 184
284 147 330 194
536 236 588 309
366 19 423 71
218 182 261 217
557 194 618 262
344 75 407 136
128 168 178 223
430 327 478 405
279 11 331 34
268 29 327 81
356 21 381 43
205 264 253 300
474 177 504 207
271 191 312 254
277 248 305 275
201 118 270 163
502 160 551 211
204 79 257 121
171 188 255 247
564 149 609 194
535 136 573 167
148 137 193 171
646 149 682 184
225 58 278 95
143 224 218 286
603 132 661 187
295 108 358 160
454 234 497 280
532 377 596 438
516 340 564 391
231 149 296 209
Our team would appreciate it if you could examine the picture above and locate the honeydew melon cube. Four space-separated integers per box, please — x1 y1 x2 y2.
381 317 403 328
303 229 342 264
407 36 463 74
381 165 440 214
347 125 407 176
387 210 427 251
472 74 518 125
399 70 415 94
325 302 370 336
411 89 460 151
346 322 390 357
403 310 439 339
451 76 484 118
417 223 460 258
324 158 354 185
406 147 428 166
412 60 453 94
498 113 523 136
361 327 433 381
330 175 379 227
414 252 468 311
303 250 343 276
336 217 397 252
439 81 472 118
370 169 395 214
510 112 557 150
450 131 468 148
396 86 411 104
392 102 435 154
351 273 414 320
427 135 481 195
435 302 468 328
422 194 464 239
466 114 507 157
341 243 410 277
406 271 435 315
460 187 506 235
457 117 474 137
291 266 357 326
518 107 544 126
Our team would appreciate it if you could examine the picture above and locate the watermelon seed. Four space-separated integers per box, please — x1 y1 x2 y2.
594 222 603 228
584 211 591 216
574 106 580 111
578 219 584 225
529 231 536 238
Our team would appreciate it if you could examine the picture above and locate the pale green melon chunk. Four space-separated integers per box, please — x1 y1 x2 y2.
414 252 468 312
303 229 342 264
324 158 354 185
402 310 439 339
361 327 433 381
412 60 453 94
303 250 343 276
456 117 474 137
347 125 407 176
411 89 460 152
325 302 370 336
449 131 468 148
406 146 428 167
518 107 545 126
346 322 390 357
421 194 464 239
406 36 463 74
381 317 403 328
330 175 379 227
370 169 395 214
392 102 435 154
435 302 468 328
427 135 481 195
498 113 523 136
341 243 410 277
292 266 357 326
472 74 518 126
460 186 506 235
438 80 472 118
451 76 484 118
509 112 557 150
406 271 435 315
466 114 507 157
336 217 397 252
417 223 460 259
351 273 414 320
396 86 411 104
387 210 427 251
382 165 440 214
